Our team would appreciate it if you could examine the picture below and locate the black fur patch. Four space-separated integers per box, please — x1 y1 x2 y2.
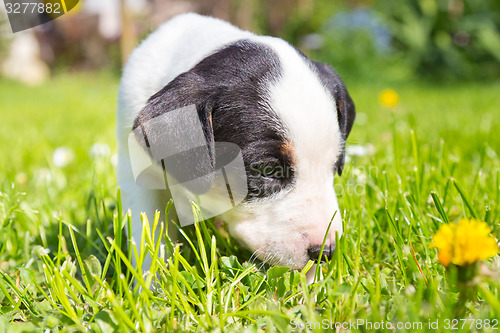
133 40 295 199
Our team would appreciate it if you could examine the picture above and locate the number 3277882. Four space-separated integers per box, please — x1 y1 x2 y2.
5 2 62 14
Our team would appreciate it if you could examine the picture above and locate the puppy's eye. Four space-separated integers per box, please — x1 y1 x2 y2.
256 164 282 179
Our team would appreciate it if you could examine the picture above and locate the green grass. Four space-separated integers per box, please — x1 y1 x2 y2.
0 73 499 332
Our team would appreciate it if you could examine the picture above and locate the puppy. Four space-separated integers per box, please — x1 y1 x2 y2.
116 13 355 273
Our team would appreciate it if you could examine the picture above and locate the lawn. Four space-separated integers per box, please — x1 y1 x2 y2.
0 73 499 332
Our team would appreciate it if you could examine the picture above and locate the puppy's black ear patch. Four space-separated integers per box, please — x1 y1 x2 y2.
132 71 217 193
132 39 283 194
313 62 356 176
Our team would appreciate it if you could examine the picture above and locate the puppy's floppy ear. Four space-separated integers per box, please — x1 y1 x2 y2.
132 71 217 193
313 62 356 176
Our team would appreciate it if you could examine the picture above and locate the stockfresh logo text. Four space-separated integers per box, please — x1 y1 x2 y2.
128 104 248 227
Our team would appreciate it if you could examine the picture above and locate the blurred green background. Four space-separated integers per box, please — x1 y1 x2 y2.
0 0 499 223
0 0 499 235
0 0 499 214
2 0 500 82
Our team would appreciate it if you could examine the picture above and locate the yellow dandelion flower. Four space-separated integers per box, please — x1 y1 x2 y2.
379 89 400 108
431 219 498 268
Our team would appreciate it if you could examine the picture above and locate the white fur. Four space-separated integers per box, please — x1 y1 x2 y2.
117 13 343 272
225 38 343 269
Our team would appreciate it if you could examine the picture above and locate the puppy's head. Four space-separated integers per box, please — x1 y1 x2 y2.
133 39 355 269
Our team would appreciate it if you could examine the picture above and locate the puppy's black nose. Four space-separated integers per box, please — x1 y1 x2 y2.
307 244 335 263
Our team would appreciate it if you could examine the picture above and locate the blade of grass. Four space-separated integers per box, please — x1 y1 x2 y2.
431 191 449 224
67 223 94 297
452 178 478 218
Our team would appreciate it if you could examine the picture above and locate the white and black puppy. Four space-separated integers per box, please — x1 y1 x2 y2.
116 13 355 273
